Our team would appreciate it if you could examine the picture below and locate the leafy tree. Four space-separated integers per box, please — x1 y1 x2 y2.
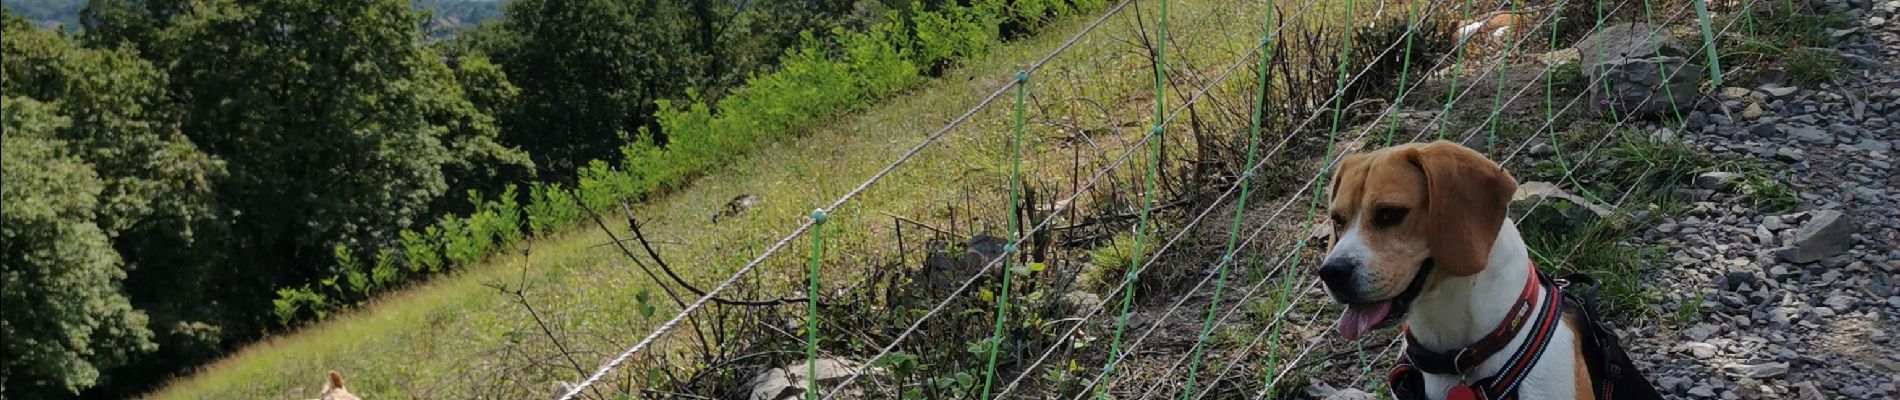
133 0 530 335
477 0 708 174
0 95 157 398
2 13 219 397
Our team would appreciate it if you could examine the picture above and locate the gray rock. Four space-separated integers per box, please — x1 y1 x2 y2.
1684 342 1720 358
1856 139 1893 153
1696 171 1743 190
1777 210 1858 263
746 358 875 400
1786 125 1834 143
1324 389 1377 400
1578 24 1703 117
1685 323 1720 341
1724 362 1791 379
1760 84 1799 98
1724 270 1758 291
1748 122 1780 138
1689 384 1717 398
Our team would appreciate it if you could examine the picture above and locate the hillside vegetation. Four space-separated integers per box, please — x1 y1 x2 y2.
1 0 1101 397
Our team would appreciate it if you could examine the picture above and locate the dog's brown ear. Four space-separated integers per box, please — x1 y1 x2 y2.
1407 141 1516 276
328 371 346 390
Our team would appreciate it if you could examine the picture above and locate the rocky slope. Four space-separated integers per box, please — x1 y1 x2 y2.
1620 0 1900 398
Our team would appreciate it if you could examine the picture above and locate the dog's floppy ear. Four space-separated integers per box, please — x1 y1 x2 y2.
327 371 347 390
1407 140 1516 276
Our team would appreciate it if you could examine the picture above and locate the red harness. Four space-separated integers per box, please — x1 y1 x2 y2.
1388 263 1563 400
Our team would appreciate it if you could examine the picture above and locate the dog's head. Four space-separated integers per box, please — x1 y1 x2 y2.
316 371 362 400
1319 141 1516 340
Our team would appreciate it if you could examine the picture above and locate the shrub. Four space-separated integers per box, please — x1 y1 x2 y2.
911 1 1001 71
525 182 583 235
489 185 525 247
439 214 481 265
271 285 329 326
371 249 401 290
399 227 444 273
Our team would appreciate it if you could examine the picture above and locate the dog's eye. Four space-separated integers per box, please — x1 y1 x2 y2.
1373 207 1408 227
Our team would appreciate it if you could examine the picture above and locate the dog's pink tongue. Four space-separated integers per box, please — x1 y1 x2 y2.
1336 301 1392 341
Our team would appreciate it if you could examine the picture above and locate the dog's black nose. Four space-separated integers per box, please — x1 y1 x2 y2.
1317 258 1356 292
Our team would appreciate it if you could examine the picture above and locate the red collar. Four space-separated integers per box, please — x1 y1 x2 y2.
1400 262 1545 376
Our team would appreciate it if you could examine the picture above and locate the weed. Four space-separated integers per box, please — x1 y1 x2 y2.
1081 231 1148 290
1784 47 1844 84
1670 291 1705 325
1739 173 1799 212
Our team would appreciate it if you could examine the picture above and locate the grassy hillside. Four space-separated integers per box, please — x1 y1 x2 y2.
144 1 1288 397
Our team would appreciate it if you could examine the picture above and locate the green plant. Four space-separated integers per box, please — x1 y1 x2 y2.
1784 47 1843 84
399 227 444 273
439 214 480 265
1740 172 1799 211
524 182 582 235
1081 232 1148 289
271 285 328 326
1671 292 1705 325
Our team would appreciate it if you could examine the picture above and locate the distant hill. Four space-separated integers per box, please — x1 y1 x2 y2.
0 0 81 30
0 0 502 33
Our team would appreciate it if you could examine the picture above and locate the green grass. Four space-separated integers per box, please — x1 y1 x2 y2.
146 1 1280 398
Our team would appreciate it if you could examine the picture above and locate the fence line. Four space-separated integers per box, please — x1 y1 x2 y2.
565 0 1749 394
557 2 1138 397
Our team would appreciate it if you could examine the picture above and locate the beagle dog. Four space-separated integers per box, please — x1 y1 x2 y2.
1317 141 1647 400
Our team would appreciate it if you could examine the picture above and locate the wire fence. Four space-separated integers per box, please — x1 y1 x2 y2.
556 0 1753 397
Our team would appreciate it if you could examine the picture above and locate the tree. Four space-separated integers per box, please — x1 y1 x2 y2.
0 95 157 398
139 0 531 336
2 13 221 397
482 0 708 174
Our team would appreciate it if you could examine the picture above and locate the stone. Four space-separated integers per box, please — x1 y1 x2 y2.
1786 125 1834 143
1743 103 1765 120
1777 210 1858 263
1722 87 1754 99
1724 270 1758 291
1695 171 1742 191
1685 323 1720 341
1759 84 1799 98
1578 24 1703 117
1856 139 1893 153
1689 384 1717 398
1747 123 1780 138
1684 342 1720 358
1324 389 1377 400
745 358 875 400
1724 362 1790 379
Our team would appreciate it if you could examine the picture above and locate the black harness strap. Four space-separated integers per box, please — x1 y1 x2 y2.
1557 274 1665 400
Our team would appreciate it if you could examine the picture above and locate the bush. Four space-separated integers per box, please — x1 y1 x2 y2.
439 214 481 266
525 182 583 235
399 227 444 273
271 286 328 326
911 1 1002 71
